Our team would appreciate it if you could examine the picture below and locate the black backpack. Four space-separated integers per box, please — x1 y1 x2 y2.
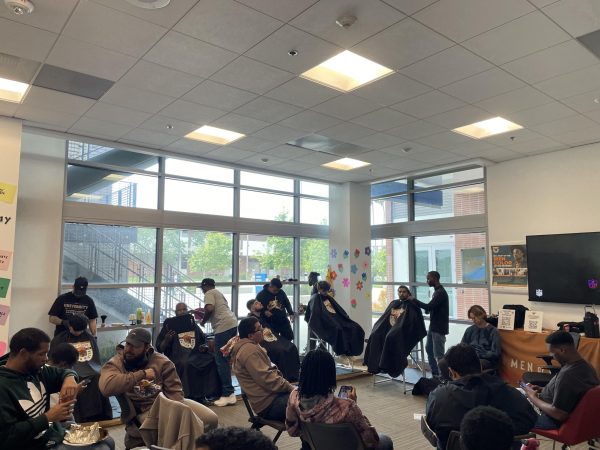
583 305 599 338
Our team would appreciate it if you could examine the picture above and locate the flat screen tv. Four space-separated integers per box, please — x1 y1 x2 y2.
527 232 600 305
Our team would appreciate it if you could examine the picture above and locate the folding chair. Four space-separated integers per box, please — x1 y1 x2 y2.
241 392 286 443
300 422 366 450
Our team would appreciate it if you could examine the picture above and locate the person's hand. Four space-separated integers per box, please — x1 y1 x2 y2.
45 399 76 423
265 310 273 318
529 384 543 393
523 383 538 400
348 387 357 403
59 376 79 403
144 368 156 381
288 314 295 322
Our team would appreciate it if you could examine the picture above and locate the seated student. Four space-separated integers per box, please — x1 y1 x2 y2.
425 344 536 450
523 330 600 429
0 328 88 450
256 278 295 341
247 299 300 382
304 281 365 356
364 285 427 377
99 327 217 448
196 426 277 450
231 317 294 421
156 302 221 404
461 305 501 371
460 406 515 450
286 349 393 450
50 314 113 422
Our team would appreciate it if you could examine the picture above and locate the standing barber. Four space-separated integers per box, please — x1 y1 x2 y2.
48 276 98 337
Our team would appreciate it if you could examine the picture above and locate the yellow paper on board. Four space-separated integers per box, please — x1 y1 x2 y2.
0 182 17 204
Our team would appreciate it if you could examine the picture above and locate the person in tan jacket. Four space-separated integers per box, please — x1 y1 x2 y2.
231 317 294 421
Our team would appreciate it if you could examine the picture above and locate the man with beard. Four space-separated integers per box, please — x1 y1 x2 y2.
247 299 300 382
50 314 112 422
0 327 97 450
156 303 221 404
99 327 217 448
255 278 295 341
48 277 98 338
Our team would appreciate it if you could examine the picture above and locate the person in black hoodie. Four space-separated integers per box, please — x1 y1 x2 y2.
256 278 295 341
0 327 86 450
425 344 536 450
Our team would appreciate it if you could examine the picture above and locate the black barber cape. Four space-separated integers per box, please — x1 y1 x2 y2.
252 313 300 382
256 285 294 341
305 293 365 356
49 330 113 421
363 299 427 378
155 314 221 400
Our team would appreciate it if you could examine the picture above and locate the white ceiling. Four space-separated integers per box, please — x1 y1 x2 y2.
1 0 600 183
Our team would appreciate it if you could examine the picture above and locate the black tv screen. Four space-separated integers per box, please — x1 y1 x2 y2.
527 232 600 305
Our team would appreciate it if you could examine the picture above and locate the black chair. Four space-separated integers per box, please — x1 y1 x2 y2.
241 392 286 443
446 430 536 450
522 332 580 387
300 422 367 450
421 415 439 448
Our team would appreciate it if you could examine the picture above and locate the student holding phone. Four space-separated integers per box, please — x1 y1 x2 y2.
286 349 393 450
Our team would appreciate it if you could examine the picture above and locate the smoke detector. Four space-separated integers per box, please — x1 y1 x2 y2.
125 0 170 9
4 0 34 15
336 15 357 28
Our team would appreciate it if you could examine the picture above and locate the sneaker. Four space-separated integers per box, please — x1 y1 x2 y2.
213 394 237 407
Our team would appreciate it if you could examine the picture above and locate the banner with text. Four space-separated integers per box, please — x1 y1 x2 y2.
491 244 528 287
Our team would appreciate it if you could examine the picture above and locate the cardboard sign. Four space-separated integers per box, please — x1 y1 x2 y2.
0 250 12 271
524 310 543 333
498 309 516 331
0 305 9 326
0 278 10 299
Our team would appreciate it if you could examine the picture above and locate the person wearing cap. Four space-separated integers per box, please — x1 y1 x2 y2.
255 278 295 341
199 278 238 407
48 277 98 338
99 328 218 448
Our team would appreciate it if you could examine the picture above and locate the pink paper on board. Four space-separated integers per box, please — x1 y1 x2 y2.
0 341 6 355
0 304 9 326
0 250 12 271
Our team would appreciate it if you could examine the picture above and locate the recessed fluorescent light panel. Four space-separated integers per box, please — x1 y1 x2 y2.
185 125 245 145
0 77 30 103
301 50 393 92
452 117 523 139
322 157 371 171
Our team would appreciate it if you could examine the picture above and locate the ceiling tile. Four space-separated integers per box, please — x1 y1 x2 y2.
144 31 238 78
270 159 316 172
240 153 286 168
263 144 315 159
204 146 257 163
245 25 341 75
175 0 282 54
415 131 473 149
414 0 535 42
210 56 294 95
0 53 39 84
118 61 202 98
0 17 57 62
505 135 564 154
425 105 492 129
0 0 78 33
532 114 597 137
292 151 337 164
352 17 453 70
561 90 600 114
311 94 380 121
265 77 340 108
501 40 598 84
353 73 431 107
380 156 429 171
14 104 80 130
484 128 548 146
475 147 522 162
509 102 578 127
210 113 270 134
475 86 554 115
546 126 600 146
291 0 405 48
63 1 167 58
351 108 415 131
182 80 257 111
235 0 318 22
352 133 405 150
391 90 466 119
584 108 600 124
399 46 494 88
278 110 342 133
165 139 218 155
70 117 133 140
21 86 94 116
386 120 446 141
534 64 600 99
0 100 18 117
91 0 198 28
381 0 438 15
47 35 137 81
542 0 600 37
463 12 570 65
252 124 308 143
440 68 526 104
84 102 152 128
159 99 227 125
234 97 302 123
408 148 462 163
352 150 399 164
138 115 200 137
121 128 179 147
101 84 175 114
319 122 376 141
447 140 500 156
232 136 279 152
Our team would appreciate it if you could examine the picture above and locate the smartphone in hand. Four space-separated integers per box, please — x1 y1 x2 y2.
338 385 352 399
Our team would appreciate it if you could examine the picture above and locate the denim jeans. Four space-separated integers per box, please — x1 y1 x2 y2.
377 433 394 450
426 330 446 376
214 326 237 396
258 392 290 422
534 413 560 430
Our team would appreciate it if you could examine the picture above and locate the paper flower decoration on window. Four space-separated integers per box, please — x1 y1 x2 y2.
365 246 371 256
343 249 349 259
361 272 367 281
350 264 358 274
342 277 350 288
351 298 357 308
354 248 360 258
330 248 337 259
330 270 337 281
363 261 368 269
356 280 363 290
337 263 343 272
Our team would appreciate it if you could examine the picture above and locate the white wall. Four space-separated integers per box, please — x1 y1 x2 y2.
487 142 600 328
10 132 66 336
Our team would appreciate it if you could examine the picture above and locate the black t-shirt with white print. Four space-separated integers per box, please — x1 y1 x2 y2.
48 292 98 336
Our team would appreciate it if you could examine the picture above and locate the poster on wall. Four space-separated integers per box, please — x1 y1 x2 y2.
461 247 486 283
491 244 528 287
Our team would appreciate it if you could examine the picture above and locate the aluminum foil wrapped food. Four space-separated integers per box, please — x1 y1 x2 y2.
64 422 101 444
